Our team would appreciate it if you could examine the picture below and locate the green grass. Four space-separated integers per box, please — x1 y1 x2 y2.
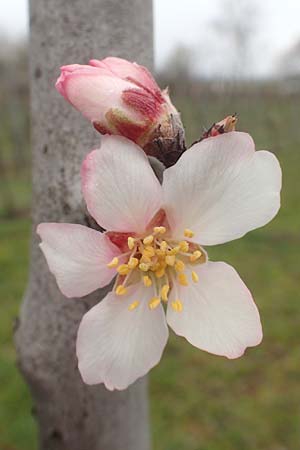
1 93 300 449
0 219 37 450
0 172 31 218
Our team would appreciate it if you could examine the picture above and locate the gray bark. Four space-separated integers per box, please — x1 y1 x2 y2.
15 1 153 449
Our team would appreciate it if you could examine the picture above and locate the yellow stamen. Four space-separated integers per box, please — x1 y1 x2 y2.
144 245 155 257
143 235 154 245
116 285 127 296
179 240 189 252
165 255 176 266
191 271 199 283
184 228 194 238
153 226 166 234
156 249 165 257
167 246 180 255
128 300 140 311
149 297 161 310
143 275 152 287
155 267 165 278
177 272 189 286
141 254 151 264
160 241 168 252
150 262 160 271
107 256 119 268
190 250 202 262
171 299 183 312
175 259 185 273
139 262 150 272
161 284 170 302
128 257 139 269
117 264 130 275
127 236 135 250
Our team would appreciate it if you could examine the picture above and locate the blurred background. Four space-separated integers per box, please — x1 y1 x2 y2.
1 0 299 449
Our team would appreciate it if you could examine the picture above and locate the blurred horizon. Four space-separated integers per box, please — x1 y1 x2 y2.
2 0 300 79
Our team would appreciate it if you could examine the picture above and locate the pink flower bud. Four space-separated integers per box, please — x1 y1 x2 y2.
55 57 182 153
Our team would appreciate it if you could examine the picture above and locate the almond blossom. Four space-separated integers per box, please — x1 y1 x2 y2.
55 57 178 148
37 131 281 390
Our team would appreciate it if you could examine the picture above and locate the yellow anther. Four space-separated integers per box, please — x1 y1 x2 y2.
143 275 152 287
155 267 165 278
177 272 189 286
165 255 176 266
127 236 135 250
150 262 160 271
184 228 194 238
160 241 168 252
116 285 127 296
191 271 199 283
190 250 202 262
179 240 189 252
128 300 140 311
139 262 150 272
107 256 119 268
167 246 180 255
143 235 154 245
156 249 165 257
175 259 185 273
161 284 170 302
171 299 183 312
149 297 161 310
160 260 167 269
144 245 155 257
128 257 139 269
153 226 166 234
117 264 130 275
141 254 151 264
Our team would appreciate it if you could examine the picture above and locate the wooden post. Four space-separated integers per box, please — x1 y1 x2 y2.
16 1 152 449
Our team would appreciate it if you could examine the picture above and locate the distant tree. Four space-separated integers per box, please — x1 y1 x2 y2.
158 45 195 96
162 45 194 81
211 0 260 80
277 39 300 78
0 38 29 217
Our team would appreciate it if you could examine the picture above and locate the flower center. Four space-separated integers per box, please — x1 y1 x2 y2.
107 226 206 312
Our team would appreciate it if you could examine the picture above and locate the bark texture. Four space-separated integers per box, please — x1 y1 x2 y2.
15 1 153 449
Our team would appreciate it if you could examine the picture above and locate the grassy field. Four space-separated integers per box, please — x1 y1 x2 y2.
1 92 300 450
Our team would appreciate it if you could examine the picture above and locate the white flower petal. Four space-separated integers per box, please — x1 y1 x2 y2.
37 223 119 298
163 132 281 245
76 284 169 390
82 136 163 233
167 261 262 359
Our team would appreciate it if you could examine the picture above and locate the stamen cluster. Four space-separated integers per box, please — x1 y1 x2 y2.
107 226 205 312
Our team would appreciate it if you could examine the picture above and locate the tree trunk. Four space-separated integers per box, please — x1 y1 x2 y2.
15 1 153 449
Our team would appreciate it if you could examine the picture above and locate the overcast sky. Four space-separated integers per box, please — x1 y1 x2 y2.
1 0 300 76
